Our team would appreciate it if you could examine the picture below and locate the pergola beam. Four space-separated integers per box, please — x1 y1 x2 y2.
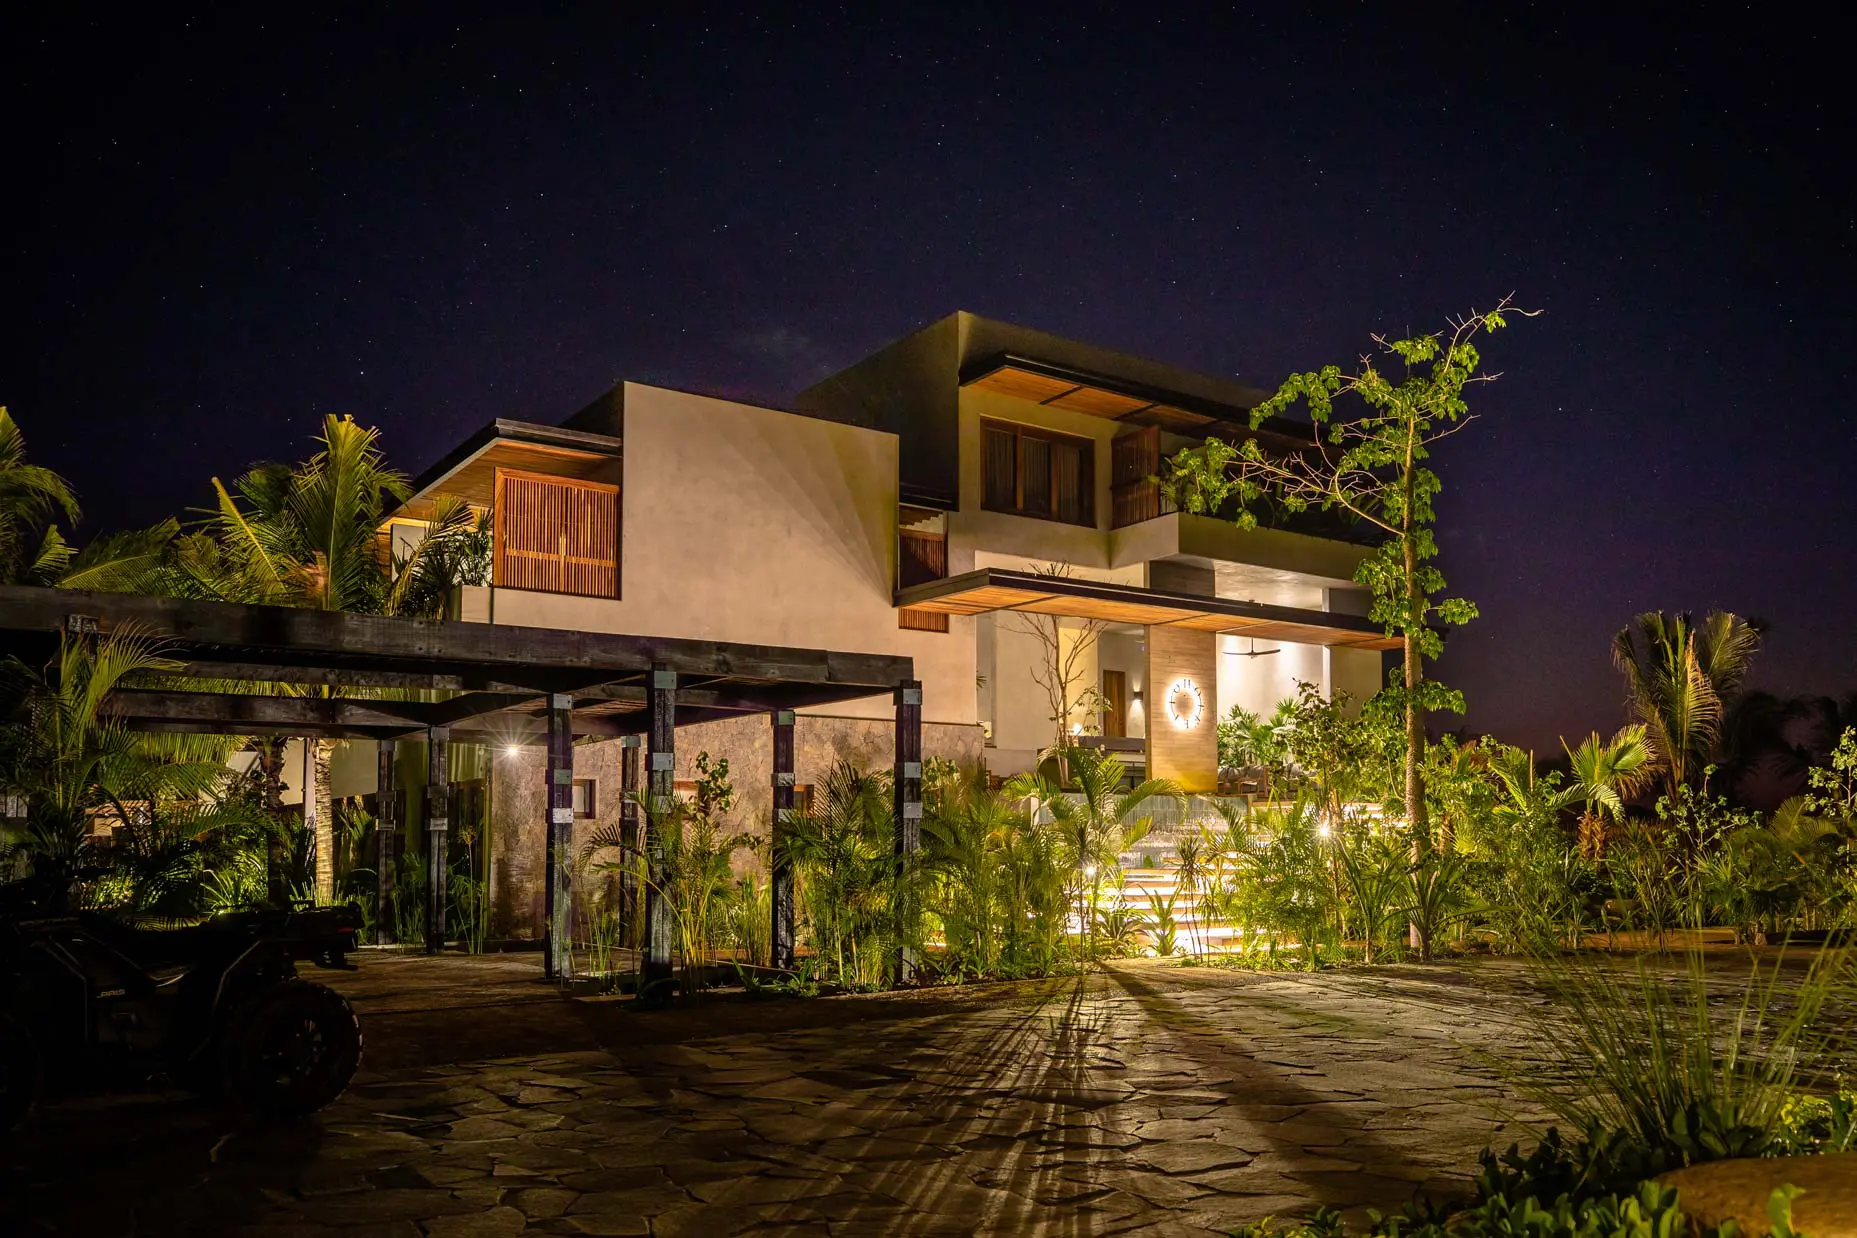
0 585 911 687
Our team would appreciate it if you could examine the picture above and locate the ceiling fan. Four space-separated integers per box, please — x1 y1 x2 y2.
1225 639 1279 658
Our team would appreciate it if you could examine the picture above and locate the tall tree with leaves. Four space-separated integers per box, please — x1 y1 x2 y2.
1611 610 1761 797
0 406 178 592
189 415 416 900
1163 299 1530 850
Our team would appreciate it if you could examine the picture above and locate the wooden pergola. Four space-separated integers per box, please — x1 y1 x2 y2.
0 586 923 982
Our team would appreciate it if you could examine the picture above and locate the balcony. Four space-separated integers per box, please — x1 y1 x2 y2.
382 419 625 601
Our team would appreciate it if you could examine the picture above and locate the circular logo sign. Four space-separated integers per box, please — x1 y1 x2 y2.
1166 677 1204 730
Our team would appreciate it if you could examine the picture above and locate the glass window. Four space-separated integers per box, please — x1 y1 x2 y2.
979 420 1094 527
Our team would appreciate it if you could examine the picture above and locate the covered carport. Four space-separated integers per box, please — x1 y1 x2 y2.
0 585 922 983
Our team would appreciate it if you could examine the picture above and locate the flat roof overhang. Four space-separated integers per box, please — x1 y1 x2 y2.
0 586 915 743
896 568 1400 650
960 353 1311 452
385 418 624 522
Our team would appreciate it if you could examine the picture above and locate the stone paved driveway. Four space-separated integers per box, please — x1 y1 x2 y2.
4 954 1553 1236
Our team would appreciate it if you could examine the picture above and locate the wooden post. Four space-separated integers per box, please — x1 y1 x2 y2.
425 725 450 954
619 735 642 945
302 740 320 901
893 680 922 983
771 709 796 970
544 694 573 980
376 739 397 946
259 738 289 905
644 664 676 986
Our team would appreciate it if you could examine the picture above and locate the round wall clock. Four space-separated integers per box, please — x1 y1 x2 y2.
1165 677 1204 730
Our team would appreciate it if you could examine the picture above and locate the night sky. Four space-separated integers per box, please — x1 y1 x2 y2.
8 8 1853 750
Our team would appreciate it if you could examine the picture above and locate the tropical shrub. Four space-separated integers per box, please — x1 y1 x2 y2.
920 765 1070 978
783 762 903 988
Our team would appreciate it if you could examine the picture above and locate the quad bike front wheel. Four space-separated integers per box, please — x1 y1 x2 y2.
0 1012 43 1134
223 981 362 1118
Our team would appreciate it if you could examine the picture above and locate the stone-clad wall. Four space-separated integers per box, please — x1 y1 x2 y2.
488 713 983 940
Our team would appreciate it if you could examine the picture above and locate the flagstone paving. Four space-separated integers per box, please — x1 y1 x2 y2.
3 953 1558 1236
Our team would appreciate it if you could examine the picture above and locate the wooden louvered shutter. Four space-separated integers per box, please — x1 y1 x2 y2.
983 425 1017 510
1111 425 1161 527
494 468 619 597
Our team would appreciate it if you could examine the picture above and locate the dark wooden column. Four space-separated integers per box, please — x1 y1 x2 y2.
644 664 676 985
544 694 574 980
770 709 796 970
375 738 398 946
619 735 642 943
259 739 289 905
893 680 922 983
424 725 450 955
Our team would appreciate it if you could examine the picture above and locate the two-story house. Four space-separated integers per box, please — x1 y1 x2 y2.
385 312 1395 937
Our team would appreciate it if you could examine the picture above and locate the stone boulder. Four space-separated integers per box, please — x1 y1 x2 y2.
1657 1153 1857 1236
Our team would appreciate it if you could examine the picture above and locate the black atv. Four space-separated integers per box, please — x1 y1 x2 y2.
0 888 365 1133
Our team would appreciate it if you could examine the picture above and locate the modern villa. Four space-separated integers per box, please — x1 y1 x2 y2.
358 312 1398 938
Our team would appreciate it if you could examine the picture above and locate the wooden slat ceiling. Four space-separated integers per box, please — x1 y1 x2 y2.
398 440 621 520
965 364 1219 428
899 570 1400 650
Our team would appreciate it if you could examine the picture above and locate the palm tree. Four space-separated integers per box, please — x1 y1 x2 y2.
1564 724 1652 856
186 416 485 902
1008 746 1181 955
0 407 81 586
0 625 245 909
198 415 414 900
0 407 179 592
1612 611 1761 797
780 762 899 986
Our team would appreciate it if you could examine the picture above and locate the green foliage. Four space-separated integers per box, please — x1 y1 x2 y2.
691 751 736 824
1164 301 1525 843
1460 744 1591 953
1008 746 1182 958
1565 726 1652 850
391 852 427 945
920 766 1070 978
1243 801 1341 969
0 627 295 920
1510 944 1855 1169
1229 1124 1821 1236
0 406 83 588
1333 826 1407 962
1144 890 1182 957
385 499 491 619
1218 699 1297 782
783 762 905 988
1092 899 1148 957
1613 612 1762 798
720 872 771 968
1777 1079 1857 1154
1805 726 1857 825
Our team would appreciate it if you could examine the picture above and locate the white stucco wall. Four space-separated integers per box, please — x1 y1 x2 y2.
1216 635 1328 720
485 384 976 727
948 388 1121 570
1328 646 1386 705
